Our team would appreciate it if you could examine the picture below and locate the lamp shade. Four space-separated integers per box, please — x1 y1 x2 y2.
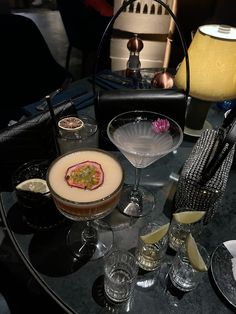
175 24 236 101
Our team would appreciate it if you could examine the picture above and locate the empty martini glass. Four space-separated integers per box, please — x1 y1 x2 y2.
107 110 183 217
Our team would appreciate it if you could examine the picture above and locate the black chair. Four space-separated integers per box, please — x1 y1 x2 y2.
0 13 72 129
0 100 76 192
56 0 112 77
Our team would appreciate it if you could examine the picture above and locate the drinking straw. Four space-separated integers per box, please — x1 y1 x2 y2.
45 95 61 156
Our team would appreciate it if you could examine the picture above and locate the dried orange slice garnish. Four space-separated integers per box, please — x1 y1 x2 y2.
58 116 84 131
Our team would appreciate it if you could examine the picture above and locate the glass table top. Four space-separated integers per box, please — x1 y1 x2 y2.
1 143 236 313
1 81 235 313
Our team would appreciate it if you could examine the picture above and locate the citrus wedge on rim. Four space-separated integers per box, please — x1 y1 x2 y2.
16 178 49 194
173 211 206 224
186 233 208 272
140 223 170 244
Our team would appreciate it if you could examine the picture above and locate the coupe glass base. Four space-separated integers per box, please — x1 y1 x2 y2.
118 184 155 217
67 220 114 261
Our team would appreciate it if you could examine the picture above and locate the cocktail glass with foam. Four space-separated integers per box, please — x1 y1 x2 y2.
47 148 124 260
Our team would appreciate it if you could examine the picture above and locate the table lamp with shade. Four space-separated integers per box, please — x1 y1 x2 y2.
174 24 236 137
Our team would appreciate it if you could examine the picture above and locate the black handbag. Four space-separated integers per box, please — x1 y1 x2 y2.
94 0 190 150
0 100 76 191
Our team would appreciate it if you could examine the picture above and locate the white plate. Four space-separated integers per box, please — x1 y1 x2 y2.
211 240 236 307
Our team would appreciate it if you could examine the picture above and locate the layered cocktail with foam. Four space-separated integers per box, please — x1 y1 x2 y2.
47 149 124 220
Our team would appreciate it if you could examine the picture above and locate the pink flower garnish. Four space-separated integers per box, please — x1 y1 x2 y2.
152 118 170 133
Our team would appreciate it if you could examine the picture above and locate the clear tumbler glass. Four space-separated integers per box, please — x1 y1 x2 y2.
104 249 138 303
136 222 168 271
168 244 210 292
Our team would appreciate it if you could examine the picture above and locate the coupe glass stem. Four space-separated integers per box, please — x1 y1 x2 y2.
81 221 97 244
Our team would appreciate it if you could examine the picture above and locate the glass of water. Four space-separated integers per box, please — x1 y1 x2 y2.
104 249 138 303
168 244 210 292
57 114 98 154
168 208 203 252
136 222 169 271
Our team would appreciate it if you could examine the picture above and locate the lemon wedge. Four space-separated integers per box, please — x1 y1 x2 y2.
173 211 206 224
140 223 170 244
16 178 49 194
186 233 208 272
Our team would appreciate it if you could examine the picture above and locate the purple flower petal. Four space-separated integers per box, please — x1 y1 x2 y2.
152 118 170 133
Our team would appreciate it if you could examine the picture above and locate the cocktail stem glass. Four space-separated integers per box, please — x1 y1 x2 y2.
81 221 98 245
134 168 141 191
129 168 143 208
47 148 124 261
107 110 183 218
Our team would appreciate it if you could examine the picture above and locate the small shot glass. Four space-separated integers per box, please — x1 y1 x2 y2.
104 249 138 303
168 243 210 292
168 208 203 252
136 222 169 271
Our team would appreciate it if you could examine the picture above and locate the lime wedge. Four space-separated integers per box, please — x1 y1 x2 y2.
173 211 206 224
16 178 49 194
186 233 208 272
140 223 170 244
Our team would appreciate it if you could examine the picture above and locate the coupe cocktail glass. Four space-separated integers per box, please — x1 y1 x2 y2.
47 148 124 260
107 110 183 217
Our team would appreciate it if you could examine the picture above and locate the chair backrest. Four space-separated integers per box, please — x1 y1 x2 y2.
0 100 76 192
110 0 176 71
0 13 71 129
56 0 111 51
56 0 112 76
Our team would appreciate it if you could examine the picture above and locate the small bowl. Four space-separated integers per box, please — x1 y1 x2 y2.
12 160 65 230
